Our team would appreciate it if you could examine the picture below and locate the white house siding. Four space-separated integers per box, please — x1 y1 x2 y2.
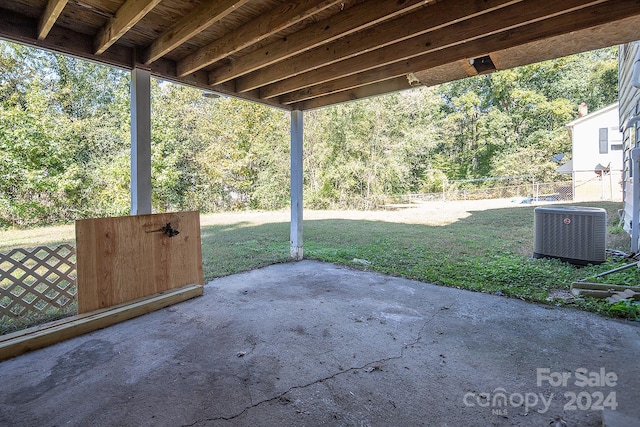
619 41 640 244
566 103 623 202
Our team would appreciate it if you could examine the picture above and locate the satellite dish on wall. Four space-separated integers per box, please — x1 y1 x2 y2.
594 163 610 177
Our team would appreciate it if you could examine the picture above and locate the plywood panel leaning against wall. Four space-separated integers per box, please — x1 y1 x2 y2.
75 211 203 313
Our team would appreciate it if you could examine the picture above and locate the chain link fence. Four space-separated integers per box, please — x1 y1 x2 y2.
571 170 623 202
397 174 621 205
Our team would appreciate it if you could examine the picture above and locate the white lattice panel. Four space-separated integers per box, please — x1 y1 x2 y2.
0 245 76 318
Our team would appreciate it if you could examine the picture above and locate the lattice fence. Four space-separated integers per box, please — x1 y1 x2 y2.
0 245 77 318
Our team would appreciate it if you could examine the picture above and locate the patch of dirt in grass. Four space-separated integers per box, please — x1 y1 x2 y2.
198 198 528 228
546 289 575 303
0 198 627 254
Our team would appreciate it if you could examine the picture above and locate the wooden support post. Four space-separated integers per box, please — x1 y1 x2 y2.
290 110 304 260
131 67 152 215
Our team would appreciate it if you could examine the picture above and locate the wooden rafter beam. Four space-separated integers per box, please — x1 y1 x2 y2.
282 0 640 106
142 0 250 65
292 77 413 110
0 7 133 68
207 0 428 86
236 0 521 93
270 0 612 102
37 0 68 40
94 0 161 55
0 8 289 110
177 0 344 77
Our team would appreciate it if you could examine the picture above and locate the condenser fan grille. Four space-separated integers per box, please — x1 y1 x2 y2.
533 206 607 265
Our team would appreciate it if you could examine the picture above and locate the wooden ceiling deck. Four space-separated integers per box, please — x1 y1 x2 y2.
1 0 640 110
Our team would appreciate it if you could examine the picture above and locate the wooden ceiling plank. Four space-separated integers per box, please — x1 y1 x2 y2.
236 0 521 92
266 0 608 100
207 0 429 85
292 77 413 110
94 0 162 55
279 0 640 105
0 6 290 110
142 0 250 65
0 8 133 68
37 0 68 40
177 0 344 77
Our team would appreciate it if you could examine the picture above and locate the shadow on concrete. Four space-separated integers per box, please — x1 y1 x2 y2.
197 203 539 280
0 260 638 426
199 202 624 282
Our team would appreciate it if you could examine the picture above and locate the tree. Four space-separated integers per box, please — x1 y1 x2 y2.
0 40 621 227
433 47 616 184
183 94 290 211
0 41 131 225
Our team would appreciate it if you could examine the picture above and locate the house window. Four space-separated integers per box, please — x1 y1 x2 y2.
599 128 608 154
612 144 623 151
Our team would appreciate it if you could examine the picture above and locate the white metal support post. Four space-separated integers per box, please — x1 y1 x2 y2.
130 67 152 215
290 110 304 260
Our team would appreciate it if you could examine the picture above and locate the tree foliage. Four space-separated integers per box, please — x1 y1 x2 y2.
0 40 619 227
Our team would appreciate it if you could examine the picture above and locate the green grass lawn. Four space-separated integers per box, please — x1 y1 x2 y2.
196 201 638 319
202 202 640 318
1 200 639 333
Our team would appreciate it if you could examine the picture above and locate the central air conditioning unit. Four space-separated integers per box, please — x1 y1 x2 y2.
533 206 607 265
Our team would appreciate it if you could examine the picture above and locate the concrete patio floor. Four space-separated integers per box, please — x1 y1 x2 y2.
1 260 639 427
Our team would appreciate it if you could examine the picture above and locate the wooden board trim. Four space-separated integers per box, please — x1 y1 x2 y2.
0 284 203 361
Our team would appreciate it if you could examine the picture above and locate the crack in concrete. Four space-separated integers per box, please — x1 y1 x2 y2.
181 357 400 426
239 357 254 408
237 336 259 408
182 300 457 426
